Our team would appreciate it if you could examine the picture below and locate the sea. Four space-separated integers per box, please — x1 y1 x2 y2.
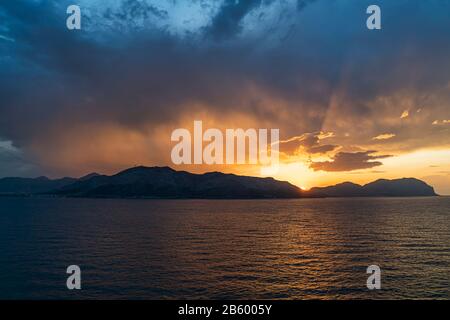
0 196 449 299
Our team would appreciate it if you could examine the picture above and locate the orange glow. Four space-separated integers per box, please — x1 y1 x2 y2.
25 111 450 195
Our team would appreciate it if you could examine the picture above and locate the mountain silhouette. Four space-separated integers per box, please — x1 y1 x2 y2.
0 167 438 198
49 166 302 199
306 178 437 197
0 176 76 195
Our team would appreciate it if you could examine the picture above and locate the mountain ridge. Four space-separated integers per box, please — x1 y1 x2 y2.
47 166 301 199
0 166 438 198
305 177 437 197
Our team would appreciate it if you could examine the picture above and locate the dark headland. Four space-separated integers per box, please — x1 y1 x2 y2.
0 166 438 199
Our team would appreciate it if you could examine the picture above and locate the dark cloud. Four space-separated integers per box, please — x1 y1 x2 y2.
0 143 37 177
310 151 391 172
0 0 449 176
205 0 264 40
297 0 316 11
307 144 338 154
103 0 168 27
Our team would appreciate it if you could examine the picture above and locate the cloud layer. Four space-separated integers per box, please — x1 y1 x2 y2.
0 0 449 177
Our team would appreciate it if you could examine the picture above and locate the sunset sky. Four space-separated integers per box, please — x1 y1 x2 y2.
1 0 449 194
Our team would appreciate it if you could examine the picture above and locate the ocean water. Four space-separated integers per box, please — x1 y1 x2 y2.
0 196 449 300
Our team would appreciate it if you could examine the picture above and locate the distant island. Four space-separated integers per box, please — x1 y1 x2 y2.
0 166 438 199
305 179 437 197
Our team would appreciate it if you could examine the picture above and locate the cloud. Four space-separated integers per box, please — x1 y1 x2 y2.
0 34 15 42
433 120 450 125
0 0 449 177
400 110 409 119
310 151 391 172
372 133 396 140
101 0 169 29
280 132 338 155
297 0 317 11
0 140 37 177
204 0 264 40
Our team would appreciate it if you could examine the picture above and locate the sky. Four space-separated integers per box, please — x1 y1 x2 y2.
0 0 449 194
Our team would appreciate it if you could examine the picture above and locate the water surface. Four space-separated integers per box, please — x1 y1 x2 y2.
0 197 449 299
